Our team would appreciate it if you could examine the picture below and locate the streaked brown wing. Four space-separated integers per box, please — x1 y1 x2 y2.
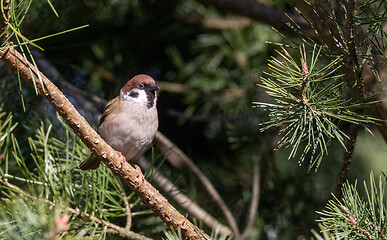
99 97 119 127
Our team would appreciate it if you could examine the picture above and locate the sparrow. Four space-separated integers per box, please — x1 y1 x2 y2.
79 74 159 170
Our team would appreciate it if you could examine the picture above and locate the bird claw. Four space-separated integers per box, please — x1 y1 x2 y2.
115 151 144 184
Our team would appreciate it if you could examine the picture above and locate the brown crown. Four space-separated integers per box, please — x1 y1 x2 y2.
121 74 156 95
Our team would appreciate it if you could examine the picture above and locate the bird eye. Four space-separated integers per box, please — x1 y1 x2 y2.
138 83 145 88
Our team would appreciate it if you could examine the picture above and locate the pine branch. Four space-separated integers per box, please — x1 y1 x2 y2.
0 178 151 240
256 45 377 170
0 48 209 240
335 0 363 199
335 124 359 199
196 0 387 144
0 0 10 45
317 172 386 239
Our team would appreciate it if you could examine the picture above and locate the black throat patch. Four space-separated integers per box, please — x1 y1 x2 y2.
145 89 156 108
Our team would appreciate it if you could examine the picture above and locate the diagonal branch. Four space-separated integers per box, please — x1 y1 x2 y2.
0 46 210 239
241 155 261 240
155 131 241 238
138 157 232 236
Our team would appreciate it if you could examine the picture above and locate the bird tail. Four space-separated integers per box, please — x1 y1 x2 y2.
79 154 101 170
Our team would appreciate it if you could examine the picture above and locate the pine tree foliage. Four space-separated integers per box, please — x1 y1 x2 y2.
313 172 386 240
0 107 18 168
255 45 377 170
0 194 75 240
355 0 387 82
0 0 87 109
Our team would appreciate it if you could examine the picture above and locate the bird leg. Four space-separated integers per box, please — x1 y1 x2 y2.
116 151 144 184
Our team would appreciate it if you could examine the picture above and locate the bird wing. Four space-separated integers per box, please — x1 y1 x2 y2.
99 96 119 127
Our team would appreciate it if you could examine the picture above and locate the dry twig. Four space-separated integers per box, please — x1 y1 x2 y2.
155 131 241 238
139 157 232 236
241 155 261 240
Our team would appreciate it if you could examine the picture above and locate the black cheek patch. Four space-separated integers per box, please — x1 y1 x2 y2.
129 91 139 98
146 90 156 108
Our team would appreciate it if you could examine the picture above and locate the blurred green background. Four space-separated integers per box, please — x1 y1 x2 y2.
1 0 386 239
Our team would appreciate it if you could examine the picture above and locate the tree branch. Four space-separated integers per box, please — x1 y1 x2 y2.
335 0 362 198
0 0 10 45
241 155 261 240
195 0 312 37
335 124 359 199
0 47 209 239
175 13 253 29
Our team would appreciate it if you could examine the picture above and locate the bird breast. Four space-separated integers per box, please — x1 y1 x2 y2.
98 100 158 161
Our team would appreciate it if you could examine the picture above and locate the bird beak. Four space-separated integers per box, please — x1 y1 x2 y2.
147 84 159 92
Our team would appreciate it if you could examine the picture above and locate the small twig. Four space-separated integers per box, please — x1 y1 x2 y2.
138 157 232 236
155 131 241 238
293 0 342 53
335 124 359 199
0 0 10 45
300 44 309 105
175 13 253 29
4 173 47 186
344 0 363 97
112 175 132 230
0 178 151 240
241 155 261 240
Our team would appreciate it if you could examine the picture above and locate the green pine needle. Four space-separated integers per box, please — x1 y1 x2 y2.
255 45 378 170
315 172 386 239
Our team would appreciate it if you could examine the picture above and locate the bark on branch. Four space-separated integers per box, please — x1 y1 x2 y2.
0 47 210 239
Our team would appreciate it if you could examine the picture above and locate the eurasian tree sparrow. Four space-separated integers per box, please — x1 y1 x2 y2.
79 74 159 170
